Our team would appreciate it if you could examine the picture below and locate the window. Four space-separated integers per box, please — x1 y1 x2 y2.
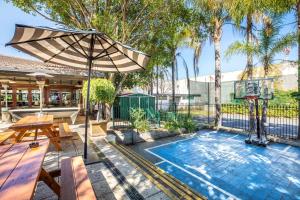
61 91 71 106
49 90 60 106
0 90 13 107
16 89 28 107
32 90 40 106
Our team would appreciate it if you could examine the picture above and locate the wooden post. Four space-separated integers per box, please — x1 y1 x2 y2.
12 88 17 108
28 88 32 107
39 168 60 196
59 90 63 107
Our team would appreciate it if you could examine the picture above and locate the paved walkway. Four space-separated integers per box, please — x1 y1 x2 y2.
74 124 170 200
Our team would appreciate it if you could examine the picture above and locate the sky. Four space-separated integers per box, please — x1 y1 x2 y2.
0 1 297 79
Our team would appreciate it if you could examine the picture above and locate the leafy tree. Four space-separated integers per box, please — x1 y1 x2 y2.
8 0 187 94
82 78 115 121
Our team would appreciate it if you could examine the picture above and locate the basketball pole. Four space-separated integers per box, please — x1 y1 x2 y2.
255 98 260 139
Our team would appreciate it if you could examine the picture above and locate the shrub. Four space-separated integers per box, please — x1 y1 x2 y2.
164 115 197 133
164 119 181 133
130 108 150 133
181 118 197 133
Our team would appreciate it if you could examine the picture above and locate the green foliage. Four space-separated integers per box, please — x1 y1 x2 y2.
226 15 297 77
129 108 150 133
9 0 192 90
223 104 298 118
164 118 181 133
230 90 297 106
226 90 298 118
269 90 298 106
164 114 197 133
82 78 115 105
181 117 198 133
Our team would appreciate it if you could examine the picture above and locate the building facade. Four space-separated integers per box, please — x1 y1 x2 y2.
0 55 102 112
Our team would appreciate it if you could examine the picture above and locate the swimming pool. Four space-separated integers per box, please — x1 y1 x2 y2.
146 131 300 200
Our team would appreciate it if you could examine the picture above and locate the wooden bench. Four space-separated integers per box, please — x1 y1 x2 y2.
0 130 16 145
61 156 96 200
59 123 73 138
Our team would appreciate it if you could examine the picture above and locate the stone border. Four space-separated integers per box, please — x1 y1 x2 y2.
113 128 180 145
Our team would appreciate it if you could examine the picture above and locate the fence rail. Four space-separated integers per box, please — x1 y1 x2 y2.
112 102 299 140
222 104 299 139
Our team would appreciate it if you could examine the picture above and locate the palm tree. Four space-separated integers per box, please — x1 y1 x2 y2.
226 15 297 136
226 0 263 133
193 0 230 127
176 53 191 117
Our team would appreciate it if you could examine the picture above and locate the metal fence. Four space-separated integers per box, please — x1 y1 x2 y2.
112 101 299 140
222 104 299 140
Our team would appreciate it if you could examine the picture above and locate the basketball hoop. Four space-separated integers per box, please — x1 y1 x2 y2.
245 95 258 100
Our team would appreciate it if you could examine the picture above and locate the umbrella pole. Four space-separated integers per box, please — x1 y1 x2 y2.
84 58 92 160
84 34 95 160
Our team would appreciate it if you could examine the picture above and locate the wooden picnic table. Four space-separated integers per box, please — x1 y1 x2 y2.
0 139 60 200
9 115 61 151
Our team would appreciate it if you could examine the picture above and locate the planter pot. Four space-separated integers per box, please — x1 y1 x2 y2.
89 120 108 137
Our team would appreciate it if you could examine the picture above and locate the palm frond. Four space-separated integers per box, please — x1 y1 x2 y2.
225 41 257 58
193 41 204 80
270 32 297 55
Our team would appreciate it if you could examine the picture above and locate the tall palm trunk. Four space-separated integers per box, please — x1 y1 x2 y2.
246 14 256 133
297 1 300 139
213 20 222 127
171 50 176 112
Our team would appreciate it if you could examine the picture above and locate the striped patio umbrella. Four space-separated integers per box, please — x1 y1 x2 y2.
6 24 150 159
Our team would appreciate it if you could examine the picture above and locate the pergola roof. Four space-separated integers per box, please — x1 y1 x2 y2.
0 54 103 78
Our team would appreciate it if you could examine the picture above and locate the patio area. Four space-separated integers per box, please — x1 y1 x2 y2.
0 119 171 200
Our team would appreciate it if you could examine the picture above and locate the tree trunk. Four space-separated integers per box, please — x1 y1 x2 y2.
171 50 176 112
246 14 256 133
96 103 101 121
297 1 300 139
105 103 111 120
213 21 222 128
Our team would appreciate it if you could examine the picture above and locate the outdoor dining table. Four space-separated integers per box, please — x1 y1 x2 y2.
9 115 61 151
0 139 60 200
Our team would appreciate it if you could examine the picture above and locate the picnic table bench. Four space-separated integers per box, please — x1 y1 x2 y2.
9 115 62 151
61 156 96 200
0 130 16 145
59 123 73 138
0 139 60 200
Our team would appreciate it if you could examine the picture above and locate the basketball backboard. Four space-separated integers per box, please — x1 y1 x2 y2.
234 78 274 100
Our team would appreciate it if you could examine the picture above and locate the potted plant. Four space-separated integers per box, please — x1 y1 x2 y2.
82 78 115 136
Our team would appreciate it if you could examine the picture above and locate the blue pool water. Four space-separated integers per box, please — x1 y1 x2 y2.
146 131 300 200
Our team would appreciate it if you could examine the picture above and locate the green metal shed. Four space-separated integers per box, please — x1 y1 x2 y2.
112 93 156 121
